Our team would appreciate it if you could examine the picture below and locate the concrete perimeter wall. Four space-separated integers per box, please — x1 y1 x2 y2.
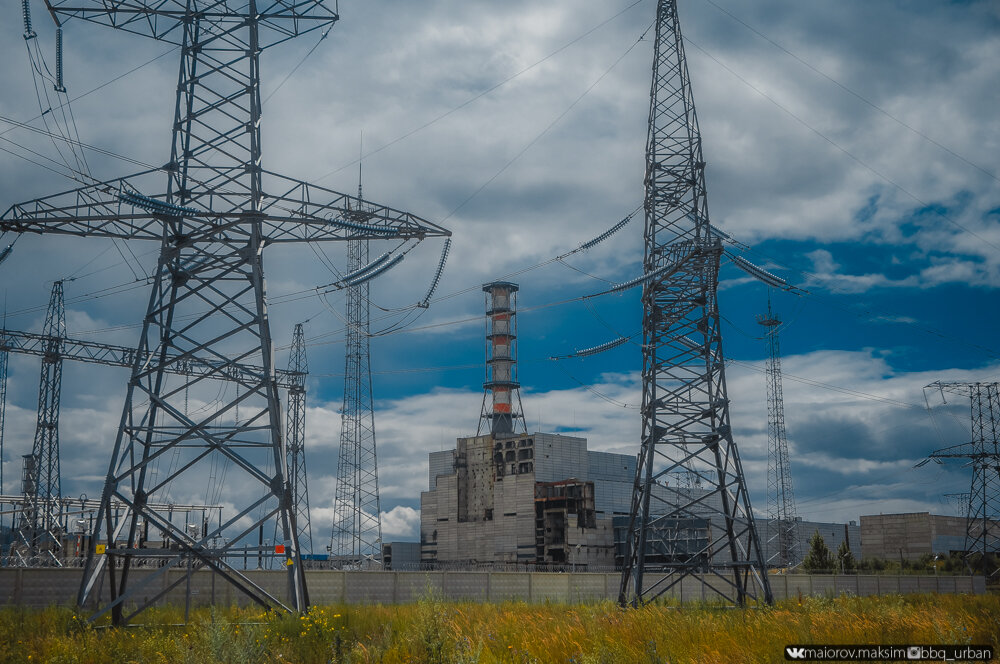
0 569 986 609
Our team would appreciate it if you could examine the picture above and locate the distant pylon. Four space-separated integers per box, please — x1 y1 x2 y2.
331 175 383 565
0 322 8 496
618 0 772 607
925 381 1000 578
15 280 66 565
286 323 312 556
477 282 527 436
758 298 799 568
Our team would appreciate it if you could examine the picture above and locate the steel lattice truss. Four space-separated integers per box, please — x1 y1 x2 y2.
618 0 771 607
331 228 383 564
12 282 66 566
285 323 312 556
758 300 799 568
0 333 7 496
927 381 1000 578
0 327 305 390
1 1 447 624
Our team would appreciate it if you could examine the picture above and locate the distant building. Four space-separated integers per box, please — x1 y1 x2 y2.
763 518 859 567
383 541 421 570
421 432 617 569
420 432 860 569
860 512 972 562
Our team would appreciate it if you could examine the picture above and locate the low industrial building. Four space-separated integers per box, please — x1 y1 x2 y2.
420 432 861 569
753 517 860 568
860 512 971 562
421 432 618 569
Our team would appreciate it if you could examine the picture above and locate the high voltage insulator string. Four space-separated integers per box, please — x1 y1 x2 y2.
419 238 451 308
342 250 394 283
729 253 796 291
344 253 404 287
550 334 631 360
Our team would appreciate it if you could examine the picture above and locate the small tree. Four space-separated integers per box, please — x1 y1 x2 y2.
802 531 833 573
837 539 857 573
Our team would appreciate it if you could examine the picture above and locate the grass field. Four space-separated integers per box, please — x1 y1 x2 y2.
0 593 996 663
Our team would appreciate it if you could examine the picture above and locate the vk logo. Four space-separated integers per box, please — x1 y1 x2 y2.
786 647 807 659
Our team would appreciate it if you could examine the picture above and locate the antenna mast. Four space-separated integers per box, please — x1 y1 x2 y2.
758 298 799 568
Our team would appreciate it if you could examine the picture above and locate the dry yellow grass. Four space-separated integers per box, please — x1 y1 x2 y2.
0 593 996 663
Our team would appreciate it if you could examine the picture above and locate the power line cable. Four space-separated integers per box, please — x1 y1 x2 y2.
697 0 998 184
440 21 654 224
683 35 1000 255
313 0 649 184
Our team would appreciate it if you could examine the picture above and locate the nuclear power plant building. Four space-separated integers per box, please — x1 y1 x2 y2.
421 432 633 568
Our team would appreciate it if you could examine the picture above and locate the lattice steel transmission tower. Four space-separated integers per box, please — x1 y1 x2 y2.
13 281 66 565
619 0 771 607
478 282 527 436
925 381 1000 578
758 299 799 568
285 323 312 556
0 324 8 497
331 186 383 565
1 1 447 624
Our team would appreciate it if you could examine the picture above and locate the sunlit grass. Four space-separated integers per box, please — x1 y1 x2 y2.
1 593 996 663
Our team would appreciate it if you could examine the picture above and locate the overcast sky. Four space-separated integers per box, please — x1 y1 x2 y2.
1 0 998 545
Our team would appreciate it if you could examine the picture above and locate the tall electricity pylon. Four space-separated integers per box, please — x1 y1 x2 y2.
0 326 8 497
758 299 799 568
14 280 66 566
286 323 312 556
925 381 1000 579
619 0 771 607
331 177 383 565
1 1 447 624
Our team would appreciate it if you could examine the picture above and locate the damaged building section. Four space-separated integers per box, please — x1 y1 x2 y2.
421 432 614 569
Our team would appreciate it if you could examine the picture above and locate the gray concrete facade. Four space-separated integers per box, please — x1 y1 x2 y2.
860 512 978 561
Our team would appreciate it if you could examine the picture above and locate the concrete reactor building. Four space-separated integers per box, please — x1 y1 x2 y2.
417 281 860 570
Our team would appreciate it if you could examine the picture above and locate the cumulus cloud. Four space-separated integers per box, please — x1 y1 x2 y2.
1 0 997 545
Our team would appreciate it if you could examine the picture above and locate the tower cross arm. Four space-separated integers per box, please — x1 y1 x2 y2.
0 327 305 390
259 172 452 242
46 1 338 48
1 170 451 242
928 442 993 460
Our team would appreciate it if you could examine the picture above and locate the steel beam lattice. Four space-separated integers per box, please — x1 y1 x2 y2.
285 323 312 556
0 329 7 496
0 327 305 390
331 202 383 565
619 0 772 607
12 281 66 566
927 382 1000 578
758 299 799 568
1 0 447 624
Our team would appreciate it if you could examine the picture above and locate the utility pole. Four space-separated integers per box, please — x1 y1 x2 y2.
331 170 383 566
286 323 312 557
758 298 799 568
1 1 448 624
619 0 772 607
15 280 66 565
924 381 1000 579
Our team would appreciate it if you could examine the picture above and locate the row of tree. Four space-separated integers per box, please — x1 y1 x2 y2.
797 531 989 574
